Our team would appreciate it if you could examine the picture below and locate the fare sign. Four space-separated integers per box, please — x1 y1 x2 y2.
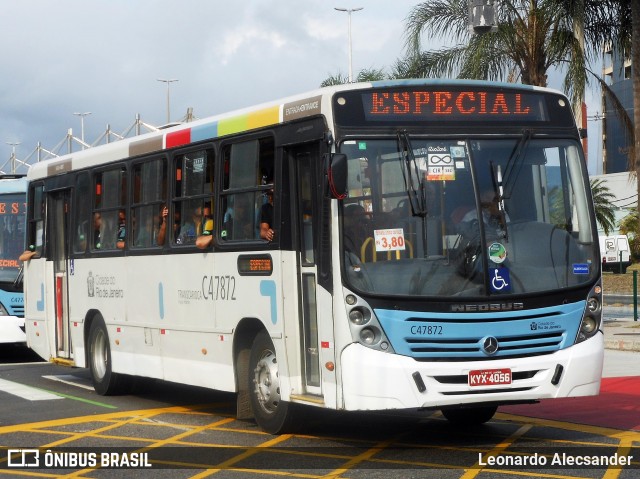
468 368 512 387
374 228 406 252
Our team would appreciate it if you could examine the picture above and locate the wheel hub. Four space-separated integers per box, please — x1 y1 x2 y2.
253 350 280 414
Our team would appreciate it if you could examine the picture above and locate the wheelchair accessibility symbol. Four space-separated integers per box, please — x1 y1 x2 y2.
490 268 511 292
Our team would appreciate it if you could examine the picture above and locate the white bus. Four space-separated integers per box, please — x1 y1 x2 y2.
24 80 603 433
0 175 27 344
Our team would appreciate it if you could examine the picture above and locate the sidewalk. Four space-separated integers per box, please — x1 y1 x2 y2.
603 294 640 351
603 317 640 352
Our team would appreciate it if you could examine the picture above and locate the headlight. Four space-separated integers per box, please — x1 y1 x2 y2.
360 327 378 345
575 282 602 344
344 289 395 353
581 317 598 334
0 303 9 316
349 308 369 325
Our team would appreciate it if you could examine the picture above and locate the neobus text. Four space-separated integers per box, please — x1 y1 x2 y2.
203 275 237 301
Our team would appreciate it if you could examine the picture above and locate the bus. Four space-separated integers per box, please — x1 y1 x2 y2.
0 175 27 344
23 80 603 433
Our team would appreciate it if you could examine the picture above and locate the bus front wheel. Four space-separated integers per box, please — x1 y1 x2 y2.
248 330 295 434
88 316 130 395
441 405 497 425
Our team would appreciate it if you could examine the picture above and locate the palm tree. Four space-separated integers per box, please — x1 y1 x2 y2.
320 67 388 87
590 178 617 235
403 1 631 122
619 210 640 259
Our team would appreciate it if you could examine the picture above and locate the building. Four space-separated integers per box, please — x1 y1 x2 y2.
602 43 634 175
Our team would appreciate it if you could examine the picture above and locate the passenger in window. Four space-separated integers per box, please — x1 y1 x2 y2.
196 203 214 249
93 212 103 249
259 189 275 242
343 203 370 257
116 209 126 249
19 248 37 262
177 204 211 245
156 205 169 246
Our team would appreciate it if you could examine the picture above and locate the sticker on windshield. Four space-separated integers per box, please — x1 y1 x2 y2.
490 267 511 293
427 146 455 181
450 146 466 158
573 263 590 275
374 228 406 252
488 242 507 264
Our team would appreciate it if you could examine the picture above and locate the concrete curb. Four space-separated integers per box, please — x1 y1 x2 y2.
603 320 640 352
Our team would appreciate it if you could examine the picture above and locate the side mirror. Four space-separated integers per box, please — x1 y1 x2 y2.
326 153 348 199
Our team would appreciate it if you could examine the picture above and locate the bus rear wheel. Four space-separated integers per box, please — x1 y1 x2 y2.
248 330 295 434
88 316 130 395
441 405 497 425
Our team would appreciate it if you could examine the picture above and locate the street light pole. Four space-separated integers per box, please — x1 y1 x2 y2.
6 142 20 173
157 78 179 124
334 7 363 83
73 112 92 149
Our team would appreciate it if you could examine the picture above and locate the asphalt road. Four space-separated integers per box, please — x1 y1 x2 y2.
0 345 638 478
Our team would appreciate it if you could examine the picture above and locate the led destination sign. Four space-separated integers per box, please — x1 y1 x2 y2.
359 89 549 123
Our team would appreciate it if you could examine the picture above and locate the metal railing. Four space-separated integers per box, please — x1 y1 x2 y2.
3 107 196 174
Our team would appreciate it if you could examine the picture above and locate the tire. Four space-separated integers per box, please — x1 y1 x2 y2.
248 330 296 434
88 316 130 395
441 405 497 425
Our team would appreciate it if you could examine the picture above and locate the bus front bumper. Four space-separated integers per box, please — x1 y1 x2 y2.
340 332 604 411
0 315 26 344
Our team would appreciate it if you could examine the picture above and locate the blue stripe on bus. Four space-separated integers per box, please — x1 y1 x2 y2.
376 301 585 360
191 122 218 142
158 282 165 320
260 280 277 325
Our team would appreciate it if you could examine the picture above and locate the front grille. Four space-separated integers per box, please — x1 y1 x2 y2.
375 302 583 361
406 330 564 359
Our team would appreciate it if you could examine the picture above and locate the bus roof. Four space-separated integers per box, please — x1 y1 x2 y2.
26 79 563 181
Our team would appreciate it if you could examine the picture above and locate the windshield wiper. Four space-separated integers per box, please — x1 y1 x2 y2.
396 130 427 217
502 129 533 199
489 162 509 241
14 265 23 288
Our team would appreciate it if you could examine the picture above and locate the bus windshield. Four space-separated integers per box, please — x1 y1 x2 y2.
0 192 26 283
340 137 597 298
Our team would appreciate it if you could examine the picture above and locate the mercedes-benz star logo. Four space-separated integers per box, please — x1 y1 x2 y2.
482 336 499 355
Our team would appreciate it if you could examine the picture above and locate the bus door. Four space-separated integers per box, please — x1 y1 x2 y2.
290 144 328 396
48 190 72 358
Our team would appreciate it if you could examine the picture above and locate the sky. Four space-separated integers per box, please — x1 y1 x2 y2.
0 1 603 174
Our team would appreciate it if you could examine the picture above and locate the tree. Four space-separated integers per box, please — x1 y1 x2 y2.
320 67 388 87
590 178 617 235
619 210 640 259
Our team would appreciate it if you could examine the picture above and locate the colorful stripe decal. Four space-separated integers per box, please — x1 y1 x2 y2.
165 128 191 148
191 122 218 142
130 136 163 157
127 100 303 157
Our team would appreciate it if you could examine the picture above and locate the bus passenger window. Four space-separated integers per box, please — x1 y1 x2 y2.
24 184 45 259
172 149 214 247
220 137 274 243
73 173 91 254
92 167 126 251
131 158 167 249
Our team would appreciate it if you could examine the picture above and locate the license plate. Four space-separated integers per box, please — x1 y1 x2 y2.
468 368 512 386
